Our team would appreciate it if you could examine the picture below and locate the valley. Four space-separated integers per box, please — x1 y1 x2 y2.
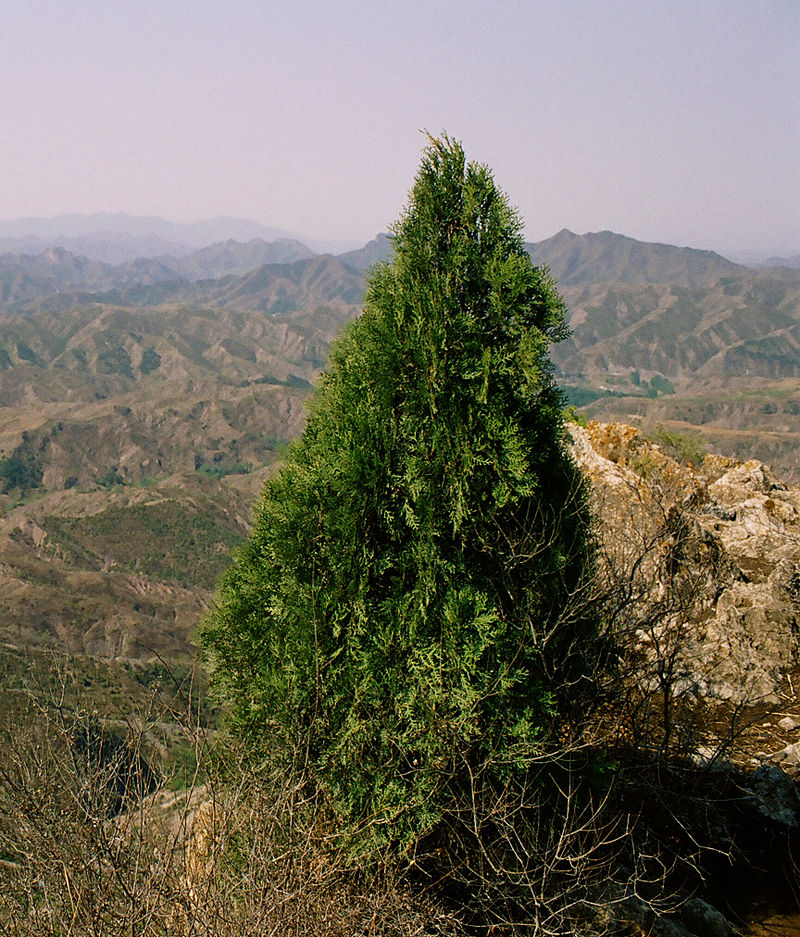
0 224 799 672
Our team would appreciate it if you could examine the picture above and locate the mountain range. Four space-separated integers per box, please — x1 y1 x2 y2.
5 223 800 395
0 213 356 263
1 220 800 666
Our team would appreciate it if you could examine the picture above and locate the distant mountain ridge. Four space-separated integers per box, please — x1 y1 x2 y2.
2 225 800 663
338 233 393 272
0 212 296 246
0 240 343 309
3 228 800 402
100 254 366 315
0 213 355 262
0 222 758 295
167 238 316 279
760 253 800 270
526 228 743 287
0 247 144 305
0 234 191 265
310 227 748 286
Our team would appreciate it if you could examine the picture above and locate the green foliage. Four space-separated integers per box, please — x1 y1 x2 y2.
95 468 125 488
194 453 253 479
562 405 589 427
15 342 36 363
96 343 134 379
247 373 314 389
0 436 43 495
196 461 252 480
737 334 800 372
648 423 707 466
560 384 607 407
649 373 675 396
202 136 596 854
139 346 161 375
285 373 312 388
560 384 631 408
0 454 42 494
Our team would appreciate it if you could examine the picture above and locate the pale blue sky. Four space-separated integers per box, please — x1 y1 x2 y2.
2 0 798 252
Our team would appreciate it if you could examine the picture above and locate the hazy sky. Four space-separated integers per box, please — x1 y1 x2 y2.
2 0 798 252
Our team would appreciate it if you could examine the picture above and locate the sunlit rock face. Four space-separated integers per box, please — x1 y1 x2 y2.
569 421 800 703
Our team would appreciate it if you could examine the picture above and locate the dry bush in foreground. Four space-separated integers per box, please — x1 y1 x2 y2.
0 663 463 936
0 648 645 936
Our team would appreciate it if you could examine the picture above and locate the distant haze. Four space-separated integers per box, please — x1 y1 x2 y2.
1 1 797 254
0 214 360 264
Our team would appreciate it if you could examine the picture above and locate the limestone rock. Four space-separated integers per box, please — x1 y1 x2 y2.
568 421 800 703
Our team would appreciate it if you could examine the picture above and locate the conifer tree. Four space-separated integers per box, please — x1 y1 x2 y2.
201 135 595 852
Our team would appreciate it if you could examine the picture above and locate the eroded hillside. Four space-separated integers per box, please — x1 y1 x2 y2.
1 231 800 673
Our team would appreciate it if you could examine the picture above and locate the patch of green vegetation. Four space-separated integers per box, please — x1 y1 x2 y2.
562 405 588 427
560 385 606 408
0 345 11 369
649 374 675 395
0 453 43 494
202 135 598 859
267 296 299 315
648 423 707 466
139 346 161 374
194 452 253 479
285 373 312 388
737 335 800 369
244 373 314 390
581 290 622 341
221 337 256 363
662 292 705 335
45 500 243 588
559 384 628 408
96 343 134 379
15 341 36 363
0 435 44 495
196 462 252 480
720 276 744 296
95 468 125 488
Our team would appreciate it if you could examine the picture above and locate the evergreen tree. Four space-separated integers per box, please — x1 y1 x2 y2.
201 135 596 852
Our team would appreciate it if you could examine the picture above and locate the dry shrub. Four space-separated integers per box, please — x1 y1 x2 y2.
0 659 462 937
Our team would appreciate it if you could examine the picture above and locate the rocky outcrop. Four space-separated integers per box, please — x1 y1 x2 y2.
569 421 800 704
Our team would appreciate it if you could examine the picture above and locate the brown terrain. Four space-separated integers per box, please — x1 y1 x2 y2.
1 221 799 932
0 228 799 675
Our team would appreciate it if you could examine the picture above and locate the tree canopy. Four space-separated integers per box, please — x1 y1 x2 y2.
201 135 596 853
